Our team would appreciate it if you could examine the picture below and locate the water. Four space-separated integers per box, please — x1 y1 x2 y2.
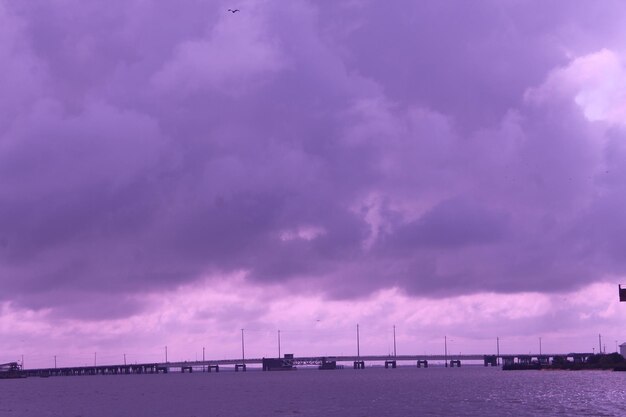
1 367 624 416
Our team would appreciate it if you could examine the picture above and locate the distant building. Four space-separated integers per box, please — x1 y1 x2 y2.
620 343 626 357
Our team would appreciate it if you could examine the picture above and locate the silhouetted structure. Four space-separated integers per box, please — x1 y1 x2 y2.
0 362 25 379
17 352 612 377
620 285 626 302
318 359 338 370
483 355 498 366
384 360 396 368
262 354 295 371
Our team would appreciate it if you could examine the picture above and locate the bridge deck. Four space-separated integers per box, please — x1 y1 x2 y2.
19 352 593 376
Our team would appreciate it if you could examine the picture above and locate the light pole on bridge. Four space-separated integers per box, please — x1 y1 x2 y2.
393 325 397 357
241 328 245 365
496 337 500 365
444 336 448 367
356 324 360 358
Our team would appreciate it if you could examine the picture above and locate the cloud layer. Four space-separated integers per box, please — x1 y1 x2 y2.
1 0 626 327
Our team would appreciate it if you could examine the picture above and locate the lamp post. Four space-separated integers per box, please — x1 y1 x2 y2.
444 336 448 367
393 325 397 357
496 337 500 366
278 330 281 358
241 329 245 365
356 324 360 358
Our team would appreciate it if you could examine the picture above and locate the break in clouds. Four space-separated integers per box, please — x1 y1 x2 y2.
1 0 626 319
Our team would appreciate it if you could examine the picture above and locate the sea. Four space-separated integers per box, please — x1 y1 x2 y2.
1 366 624 416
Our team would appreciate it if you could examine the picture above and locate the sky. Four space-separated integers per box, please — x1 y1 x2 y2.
2 0 626 368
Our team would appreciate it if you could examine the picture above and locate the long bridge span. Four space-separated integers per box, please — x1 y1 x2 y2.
12 352 594 377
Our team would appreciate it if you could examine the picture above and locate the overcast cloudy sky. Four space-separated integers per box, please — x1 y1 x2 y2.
2 0 626 368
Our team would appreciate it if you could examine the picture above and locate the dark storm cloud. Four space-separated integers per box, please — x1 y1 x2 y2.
1 0 626 318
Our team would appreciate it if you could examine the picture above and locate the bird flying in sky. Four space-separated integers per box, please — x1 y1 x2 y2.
228 8 240 13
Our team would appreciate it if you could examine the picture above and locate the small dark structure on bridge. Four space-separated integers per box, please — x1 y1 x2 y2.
619 285 626 302
262 354 295 371
483 355 498 366
319 359 338 370
0 362 25 379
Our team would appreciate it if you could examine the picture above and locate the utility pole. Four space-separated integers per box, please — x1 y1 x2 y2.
54 355 57 369
165 345 168 363
124 353 126 366
21 354 24 370
445 336 448 368
539 337 542 355
598 334 602 355
393 325 397 357
356 324 360 358
241 329 245 365
496 337 500 365
94 352 97 367
278 330 281 358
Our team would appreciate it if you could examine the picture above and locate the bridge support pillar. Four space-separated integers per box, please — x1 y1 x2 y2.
208 365 219 372
483 355 498 366
417 360 428 368
235 364 247 372
449 360 461 367
353 361 365 369
384 360 396 369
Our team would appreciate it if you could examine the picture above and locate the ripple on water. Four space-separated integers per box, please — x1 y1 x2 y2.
0 367 624 417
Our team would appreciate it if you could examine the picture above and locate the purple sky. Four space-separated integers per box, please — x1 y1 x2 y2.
2 0 626 367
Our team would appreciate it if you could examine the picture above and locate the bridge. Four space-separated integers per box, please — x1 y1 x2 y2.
16 352 595 377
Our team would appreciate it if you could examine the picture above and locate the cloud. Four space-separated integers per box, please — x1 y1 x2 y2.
1 0 626 326
3 279 625 367
527 48 626 126
153 3 287 95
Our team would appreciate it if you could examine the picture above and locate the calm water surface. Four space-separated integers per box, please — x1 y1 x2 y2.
1 367 624 416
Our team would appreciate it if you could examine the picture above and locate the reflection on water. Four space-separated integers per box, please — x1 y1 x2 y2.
0 367 624 416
